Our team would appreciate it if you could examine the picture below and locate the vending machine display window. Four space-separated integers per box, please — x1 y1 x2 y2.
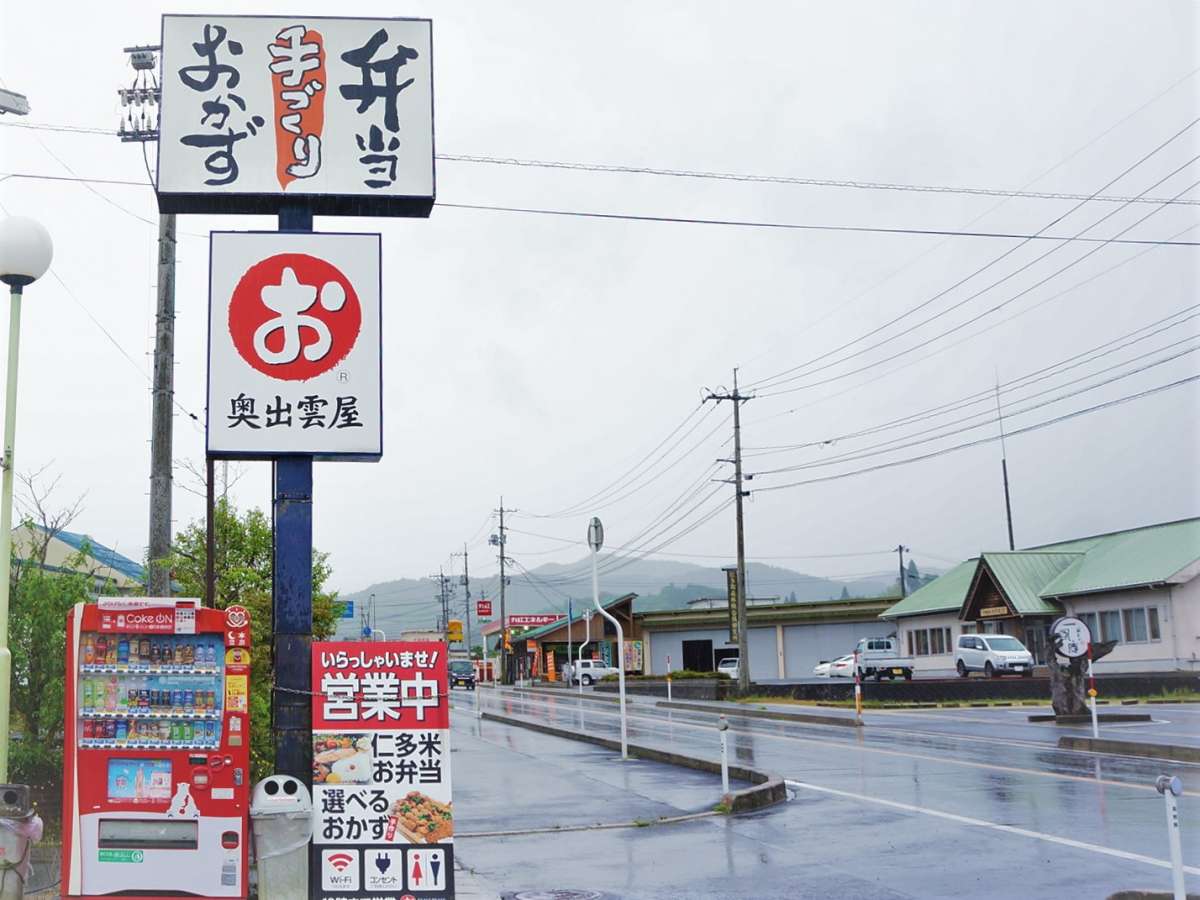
106 759 172 804
77 633 225 749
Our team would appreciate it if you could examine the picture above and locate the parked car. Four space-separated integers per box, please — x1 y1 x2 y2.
572 659 620 686
828 655 855 678
955 634 1034 678
448 659 476 690
814 655 854 677
853 637 914 681
717 657 740 680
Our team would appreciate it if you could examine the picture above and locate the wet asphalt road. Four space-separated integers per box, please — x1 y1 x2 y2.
448 687 1200 899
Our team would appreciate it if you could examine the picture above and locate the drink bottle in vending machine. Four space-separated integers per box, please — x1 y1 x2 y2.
60 598 253 899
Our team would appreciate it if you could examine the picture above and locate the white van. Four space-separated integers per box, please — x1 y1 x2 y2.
955 634 1034 678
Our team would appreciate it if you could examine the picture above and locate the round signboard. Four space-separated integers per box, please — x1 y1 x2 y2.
1050 616 1092 659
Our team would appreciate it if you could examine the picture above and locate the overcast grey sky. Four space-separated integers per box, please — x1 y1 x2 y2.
1 0 1197 596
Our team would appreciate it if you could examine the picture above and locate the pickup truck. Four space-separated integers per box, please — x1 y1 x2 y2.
571 659 620 686
853 637 914 681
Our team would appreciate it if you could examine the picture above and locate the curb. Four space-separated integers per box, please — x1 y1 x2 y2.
656 700 862 729
1029 713 1152 724
1057 736 1200 764
480 711 787 814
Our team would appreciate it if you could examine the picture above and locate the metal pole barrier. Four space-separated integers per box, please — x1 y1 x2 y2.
474 679 481 719
1087 643 1099 740
666 653 673 703
591 542 627 760
578 612 591 698
1154 775 1186 900
719 715 730 796
853 649 863 725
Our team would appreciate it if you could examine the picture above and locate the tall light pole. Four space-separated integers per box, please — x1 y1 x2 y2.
588 516 627 759
0 216 54 781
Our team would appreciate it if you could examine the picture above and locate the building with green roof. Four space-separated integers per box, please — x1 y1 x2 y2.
881 518 1200 674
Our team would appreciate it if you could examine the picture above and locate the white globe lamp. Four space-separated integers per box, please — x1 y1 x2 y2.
0 216 54 289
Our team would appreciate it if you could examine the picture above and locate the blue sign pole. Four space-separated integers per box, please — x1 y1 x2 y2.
273 201 314 784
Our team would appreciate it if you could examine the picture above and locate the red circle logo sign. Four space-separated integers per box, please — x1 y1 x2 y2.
228 253 362 381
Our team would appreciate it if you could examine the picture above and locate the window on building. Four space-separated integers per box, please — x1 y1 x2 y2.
961 623 977 634
1148 607 1161 641
908 626 953 656
1122 608 1147 643
1078 612 1098 643
1100 610 1121 644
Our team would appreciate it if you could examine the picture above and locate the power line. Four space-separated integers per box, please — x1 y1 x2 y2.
436 201 1200 247
753 374 1199 493
742 220 1200 428
8 118 1200 206
756 167 1200 398
751 344 1198 476
743 308 1200 457
6 168 1198 246
746 117 1200 393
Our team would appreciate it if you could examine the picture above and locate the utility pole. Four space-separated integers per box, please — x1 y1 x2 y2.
453 544 472 656
490 499 516 682
117 45 174 596
705 370 751 693
429 569 451 636
897 545 910 597
995 380 1016 550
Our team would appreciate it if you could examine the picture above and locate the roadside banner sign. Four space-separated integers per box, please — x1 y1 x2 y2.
311 641 454 898
475 599 492 619
506 614 563 627
207 231 382 460
1050 617 1092 659
158 15 434 217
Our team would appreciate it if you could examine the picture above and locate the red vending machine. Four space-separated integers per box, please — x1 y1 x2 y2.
60 598 252 898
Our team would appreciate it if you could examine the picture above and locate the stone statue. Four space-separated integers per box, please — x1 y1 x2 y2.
1047 630 1117 717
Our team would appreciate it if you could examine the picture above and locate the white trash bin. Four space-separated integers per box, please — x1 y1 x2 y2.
0 785 40 900
250 776 312 899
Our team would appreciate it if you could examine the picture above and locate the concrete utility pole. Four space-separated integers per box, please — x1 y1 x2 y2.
897 545 910 598
706 370 751 692
491 499 515 681
117 44 175 596
453 544 472 654
147 214 176 595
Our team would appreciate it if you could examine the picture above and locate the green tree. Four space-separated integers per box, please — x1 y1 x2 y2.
9 542 92 793
166 497 341 781
8 471 103 808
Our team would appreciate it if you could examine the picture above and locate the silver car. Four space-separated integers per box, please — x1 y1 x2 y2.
955 634 1034 678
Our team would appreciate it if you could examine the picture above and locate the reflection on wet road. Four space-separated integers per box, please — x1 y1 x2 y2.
449 687 1200 899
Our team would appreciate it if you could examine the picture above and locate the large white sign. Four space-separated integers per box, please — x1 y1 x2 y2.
207 231 382 460
1050 616 1093 659
159 15 433 216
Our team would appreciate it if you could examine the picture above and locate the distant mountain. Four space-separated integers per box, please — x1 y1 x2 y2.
333 555 909 639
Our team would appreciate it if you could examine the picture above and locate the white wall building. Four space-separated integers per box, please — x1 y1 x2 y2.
881 518 1200 675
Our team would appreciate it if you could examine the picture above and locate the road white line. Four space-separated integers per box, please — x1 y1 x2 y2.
784 778 1200 876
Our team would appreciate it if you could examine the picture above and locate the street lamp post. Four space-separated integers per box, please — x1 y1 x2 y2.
0 216 54 781
588 517 627 760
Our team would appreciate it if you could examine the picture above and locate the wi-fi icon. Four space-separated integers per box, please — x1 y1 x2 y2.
328 852 354 872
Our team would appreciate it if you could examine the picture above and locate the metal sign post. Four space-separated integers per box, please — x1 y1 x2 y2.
588 517 627 760
1087 643 1099 739
718 715 730 796
666 653 672 704
1154 775 1186 900
853 649 863 725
